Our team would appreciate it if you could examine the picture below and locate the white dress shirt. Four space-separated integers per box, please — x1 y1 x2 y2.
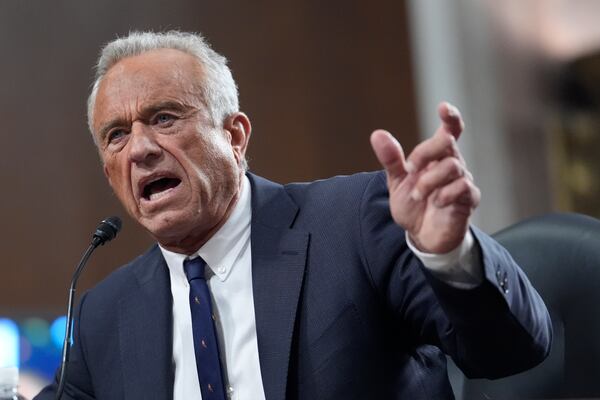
407 230 483 289
160 175 482 400
161 176 265 400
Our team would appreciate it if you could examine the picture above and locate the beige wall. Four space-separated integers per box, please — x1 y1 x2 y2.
0 1 418 312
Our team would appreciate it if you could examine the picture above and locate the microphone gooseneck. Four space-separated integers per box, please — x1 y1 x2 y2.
55 216 122 400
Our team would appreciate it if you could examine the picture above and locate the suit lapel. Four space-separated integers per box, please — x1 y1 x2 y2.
248 173 308 400
115 174 307 400
118 247 174 400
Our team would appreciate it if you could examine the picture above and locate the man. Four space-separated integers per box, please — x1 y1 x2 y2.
36 31 551 400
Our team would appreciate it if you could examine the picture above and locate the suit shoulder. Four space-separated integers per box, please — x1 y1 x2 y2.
277 171 390 234
283 170 386 203
84 245 163 305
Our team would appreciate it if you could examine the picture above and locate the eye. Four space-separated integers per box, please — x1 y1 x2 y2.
107 129 127 144
155 113 175 125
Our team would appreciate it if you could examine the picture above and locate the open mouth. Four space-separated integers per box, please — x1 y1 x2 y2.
142 177 182 201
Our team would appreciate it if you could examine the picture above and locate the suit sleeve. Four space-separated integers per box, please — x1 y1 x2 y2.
359 172 552 379
33 292 96 400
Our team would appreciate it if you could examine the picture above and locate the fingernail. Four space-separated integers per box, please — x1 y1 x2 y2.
447 104 459 118
410 189 422 201
405 161 416 174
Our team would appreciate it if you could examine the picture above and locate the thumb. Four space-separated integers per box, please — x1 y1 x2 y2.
370 130 410 180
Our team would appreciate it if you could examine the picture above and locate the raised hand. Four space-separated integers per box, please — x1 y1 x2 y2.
370 102 480 254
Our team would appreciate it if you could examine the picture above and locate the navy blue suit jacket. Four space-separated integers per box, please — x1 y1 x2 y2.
36 172 551 399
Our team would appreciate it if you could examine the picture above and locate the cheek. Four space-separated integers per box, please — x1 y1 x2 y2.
104 157 132 200
210 133 239 165
181 134 235 170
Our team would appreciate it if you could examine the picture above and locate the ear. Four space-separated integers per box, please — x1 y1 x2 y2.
103 163 114 187
223 112 252 166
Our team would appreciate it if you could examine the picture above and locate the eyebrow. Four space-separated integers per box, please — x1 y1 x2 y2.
97 100 194 143
144 100 190 116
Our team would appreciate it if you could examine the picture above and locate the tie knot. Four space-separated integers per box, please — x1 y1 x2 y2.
183 257 207 282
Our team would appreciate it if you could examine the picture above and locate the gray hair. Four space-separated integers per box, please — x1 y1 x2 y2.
87 30 239 135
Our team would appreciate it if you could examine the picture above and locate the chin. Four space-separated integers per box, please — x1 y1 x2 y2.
139 212 195 243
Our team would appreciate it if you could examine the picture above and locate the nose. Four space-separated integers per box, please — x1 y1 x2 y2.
127 121 162 165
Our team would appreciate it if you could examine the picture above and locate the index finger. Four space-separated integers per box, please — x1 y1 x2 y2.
438 101 464 139
406 128 457 173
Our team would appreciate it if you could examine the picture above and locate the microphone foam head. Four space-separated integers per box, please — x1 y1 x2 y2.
93 216 122 245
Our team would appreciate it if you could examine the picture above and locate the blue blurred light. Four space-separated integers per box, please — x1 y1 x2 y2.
23 317 50 347
50 316 67 350
0 318 19 368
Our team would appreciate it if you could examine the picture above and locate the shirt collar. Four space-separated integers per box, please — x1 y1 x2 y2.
160 175 252 283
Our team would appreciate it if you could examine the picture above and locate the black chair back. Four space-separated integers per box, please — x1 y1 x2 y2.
460 213 600 399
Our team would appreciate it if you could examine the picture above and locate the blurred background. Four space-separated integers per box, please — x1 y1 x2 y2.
1 0 600 397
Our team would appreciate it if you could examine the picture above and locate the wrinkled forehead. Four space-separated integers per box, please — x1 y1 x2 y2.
92 49 206 131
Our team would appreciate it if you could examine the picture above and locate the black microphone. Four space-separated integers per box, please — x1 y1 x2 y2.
92 216 122 246
55 216 122 400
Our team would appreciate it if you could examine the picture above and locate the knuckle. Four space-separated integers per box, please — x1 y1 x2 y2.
451 178 470 197
440 134 454 149
439 189 452 203
452 141 461 155
449 139 461 156
458 177 471 192
464 169 474 181
416 177 432 195
445 138 458 158
473 185 482 202
448 158 462 176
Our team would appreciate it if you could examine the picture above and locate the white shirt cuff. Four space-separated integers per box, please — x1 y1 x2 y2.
406 229 483 289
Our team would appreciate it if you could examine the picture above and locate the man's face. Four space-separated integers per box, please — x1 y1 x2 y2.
91 48 249 253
